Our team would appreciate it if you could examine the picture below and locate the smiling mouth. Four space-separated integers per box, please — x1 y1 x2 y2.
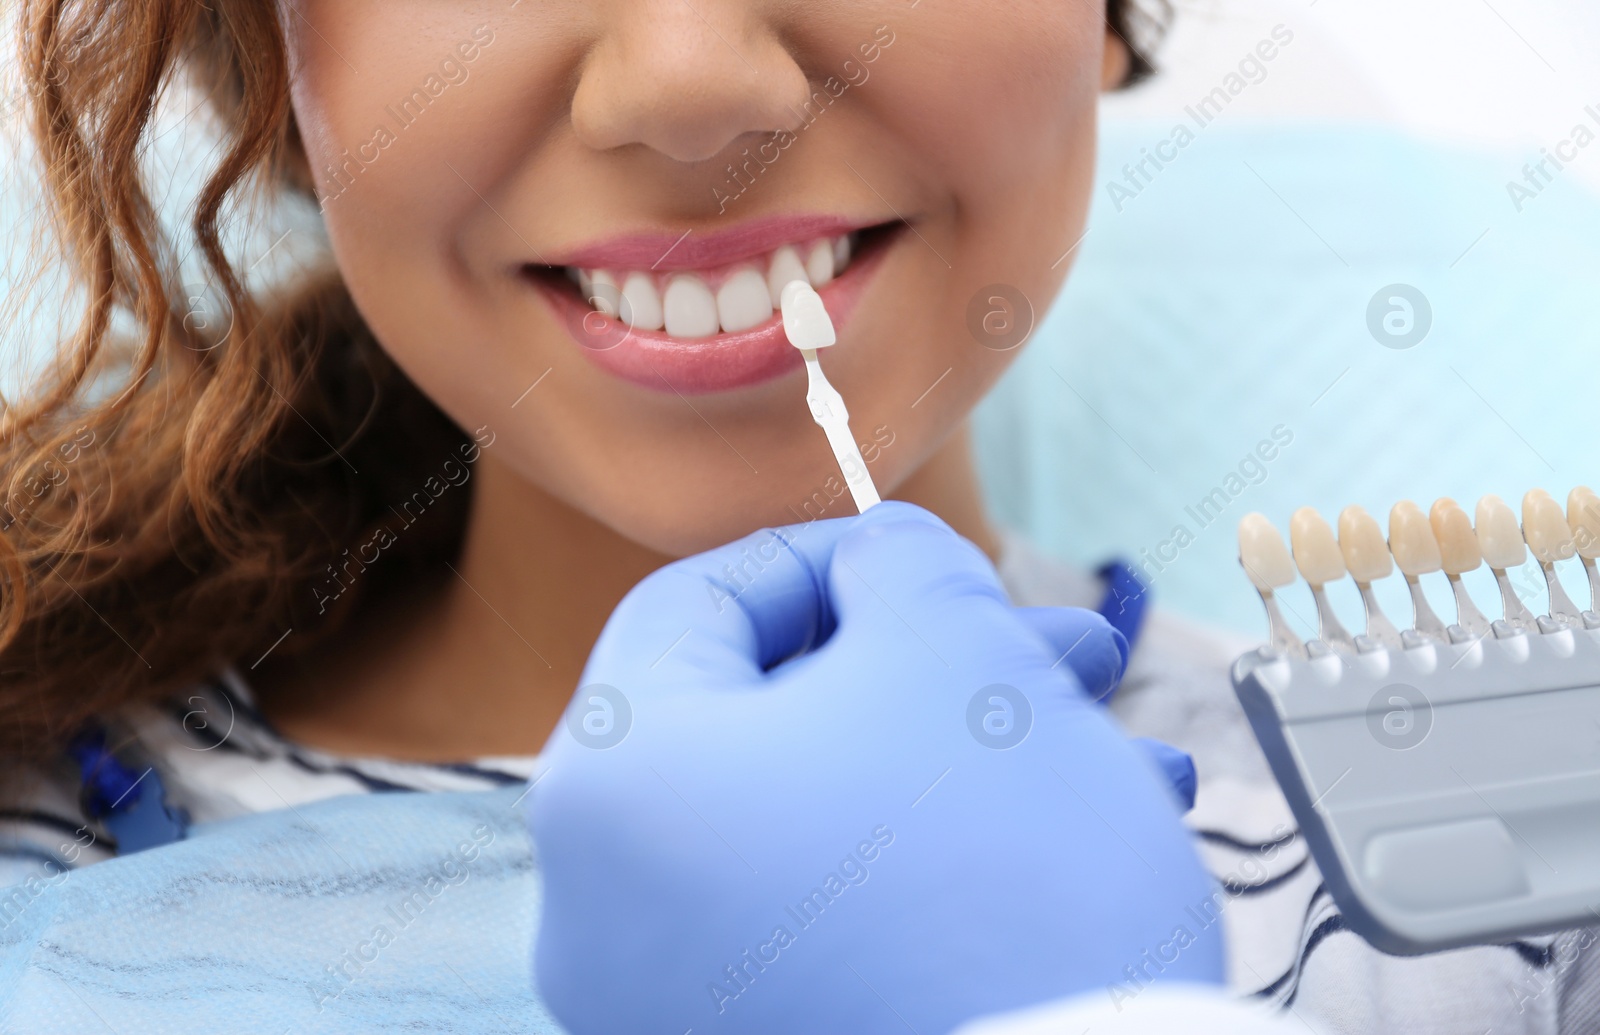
519 219 903 394
522 220 902 341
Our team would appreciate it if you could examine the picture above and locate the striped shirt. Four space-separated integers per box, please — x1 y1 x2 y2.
1 529 1595 1033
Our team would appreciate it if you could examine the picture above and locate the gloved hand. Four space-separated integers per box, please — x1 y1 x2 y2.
527 502 1224 1035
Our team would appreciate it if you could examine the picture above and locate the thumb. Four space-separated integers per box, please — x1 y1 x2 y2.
584 509 875 687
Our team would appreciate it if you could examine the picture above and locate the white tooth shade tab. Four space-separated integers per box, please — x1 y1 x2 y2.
662 275 720 338
715 267 773 334
1239 513 1296 591
1523 489 1576 564
588 270 622 319
1474 494 1527 570
1429 498 1482 575
620 272 663 331
805 241 835 286
1568 486 1600 560
780 281 835 350
767 245 810 307
1389 501 1443 576
1339 505 1393 583
1289 507 1345 586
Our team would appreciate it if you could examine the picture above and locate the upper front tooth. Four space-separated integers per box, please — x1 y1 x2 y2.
662 274 719 338
588 270 621 318
1474 494 1526 570
716 267 773 333
832 234 851 271
621 272 663 331
1522 488 1576 563
767 245 809 307
805 240 835 286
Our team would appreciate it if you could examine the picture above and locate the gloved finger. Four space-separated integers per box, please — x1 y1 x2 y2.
1013 607 1128 702
1131 737 1197 812
587 502 945 687
591 522 844 687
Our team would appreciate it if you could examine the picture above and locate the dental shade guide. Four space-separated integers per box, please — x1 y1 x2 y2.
779 281 880 513
1338 505 1404 652
1231 488 1600 956
1523 489 1583 629
1238 513 1306 660
1290 507 1358 654
1567 486 1600 617
1477 494 1539 635
1429 498 1492 640
1389 500 1451 645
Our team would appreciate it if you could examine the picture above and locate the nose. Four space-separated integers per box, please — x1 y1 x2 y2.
571 0 811 163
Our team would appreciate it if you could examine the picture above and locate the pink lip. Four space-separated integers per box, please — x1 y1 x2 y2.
527 226 893 395
544 214 872 272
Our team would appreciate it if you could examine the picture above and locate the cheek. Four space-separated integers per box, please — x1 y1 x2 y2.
843 7 1104 444
279 3 556 414
281 2 535 260
874 7 1103 212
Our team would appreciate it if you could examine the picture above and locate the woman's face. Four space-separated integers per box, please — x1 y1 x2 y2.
281 0 1118 556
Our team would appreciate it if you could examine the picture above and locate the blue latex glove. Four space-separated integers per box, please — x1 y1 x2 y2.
1013 605 1198 810
528 502 1224 1035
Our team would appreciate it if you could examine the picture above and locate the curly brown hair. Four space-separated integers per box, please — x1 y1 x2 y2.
0 0 1170 778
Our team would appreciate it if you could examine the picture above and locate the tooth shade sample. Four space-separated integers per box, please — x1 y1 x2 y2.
1523 488 1576 563
715 267 773 333
780 281 836 350
587 270 622 319
1338 505 1393 583
1290 507 1345 585
620 272 663 330
1239 513 1296 591
1569 486 1600 559
1475 495 1526 569
1389 501 1443 575
766 245 809 307
1429 498 1482 575
662 275 720 338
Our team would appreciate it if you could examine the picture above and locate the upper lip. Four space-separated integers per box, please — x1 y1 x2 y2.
537 214 885 272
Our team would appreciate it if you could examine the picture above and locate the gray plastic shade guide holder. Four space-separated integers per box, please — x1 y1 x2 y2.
1231 626 1600 955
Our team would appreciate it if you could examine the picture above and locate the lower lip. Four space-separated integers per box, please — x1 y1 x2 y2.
527 234 890 395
